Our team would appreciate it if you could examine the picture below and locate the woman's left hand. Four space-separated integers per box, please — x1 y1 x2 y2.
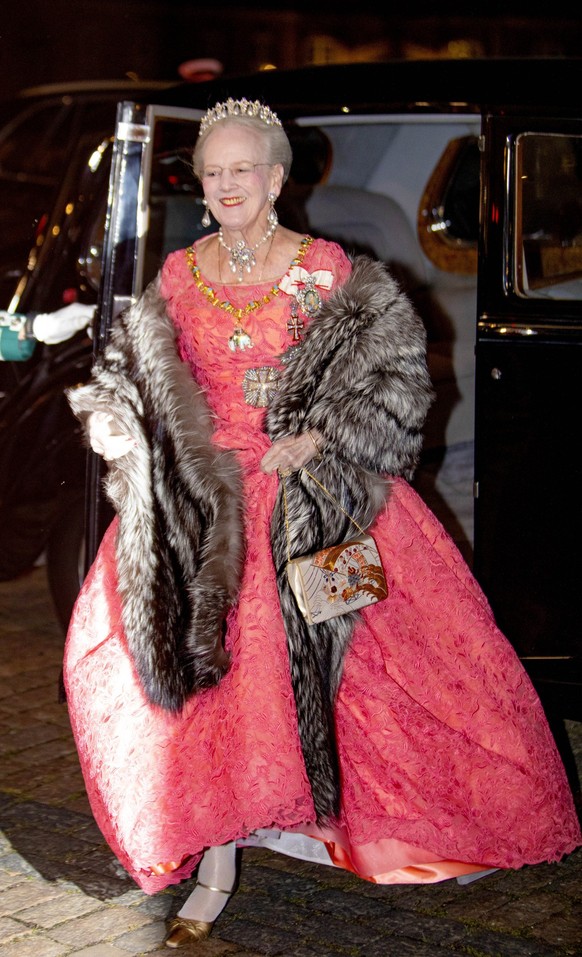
260 430 324 474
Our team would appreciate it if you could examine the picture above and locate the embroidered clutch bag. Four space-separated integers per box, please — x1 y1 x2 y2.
282 468 388 625
287 532 388 625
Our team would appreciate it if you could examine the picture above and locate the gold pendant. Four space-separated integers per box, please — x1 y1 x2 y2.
228 326 253 352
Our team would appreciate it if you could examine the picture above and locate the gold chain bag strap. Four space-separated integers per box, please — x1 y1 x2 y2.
282 469 388 625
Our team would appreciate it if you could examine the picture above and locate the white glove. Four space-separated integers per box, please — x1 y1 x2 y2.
33 302 95 344
87 411 136 461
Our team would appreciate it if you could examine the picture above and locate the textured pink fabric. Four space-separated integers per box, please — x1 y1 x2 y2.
64 238 581 894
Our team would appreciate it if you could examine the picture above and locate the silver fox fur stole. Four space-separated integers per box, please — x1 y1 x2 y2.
67 255 433 821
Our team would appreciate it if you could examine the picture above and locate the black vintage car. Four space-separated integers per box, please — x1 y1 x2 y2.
0 80 174 620
1 59 581 733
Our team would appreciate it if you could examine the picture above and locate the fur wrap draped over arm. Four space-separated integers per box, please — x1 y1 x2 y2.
265 255 434 821
66 255 433 823
66 278 244 712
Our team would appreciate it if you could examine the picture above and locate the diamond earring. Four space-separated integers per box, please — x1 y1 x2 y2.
201 199 211 228
267 193 278 228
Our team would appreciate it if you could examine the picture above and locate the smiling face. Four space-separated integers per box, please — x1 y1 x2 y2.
200 123 284 239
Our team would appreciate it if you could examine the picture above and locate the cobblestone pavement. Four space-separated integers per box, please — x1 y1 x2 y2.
1 452 581 957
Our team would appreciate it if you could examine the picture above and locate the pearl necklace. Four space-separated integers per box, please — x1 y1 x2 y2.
218 224 277 282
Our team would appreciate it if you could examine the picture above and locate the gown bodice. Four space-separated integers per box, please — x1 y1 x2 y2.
160 236 351 468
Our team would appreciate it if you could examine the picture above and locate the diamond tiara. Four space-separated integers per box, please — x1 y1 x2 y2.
198 98 282 136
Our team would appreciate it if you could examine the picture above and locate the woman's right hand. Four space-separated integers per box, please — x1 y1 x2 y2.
87 411 137 461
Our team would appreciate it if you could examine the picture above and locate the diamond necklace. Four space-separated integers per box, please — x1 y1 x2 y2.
218 224 277 282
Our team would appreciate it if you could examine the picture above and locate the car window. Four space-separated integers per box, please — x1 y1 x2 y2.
290 123 481 279
417 135 479 275
441 138 480 244
0 101 76 182
514 131 582 299
141 118 208 288
0 96 122 309
0 98 119 182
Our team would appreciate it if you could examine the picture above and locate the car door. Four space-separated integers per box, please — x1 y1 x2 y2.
474 113 582 720
86 101 208 559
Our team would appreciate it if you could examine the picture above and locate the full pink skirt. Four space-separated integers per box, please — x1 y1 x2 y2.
64 465 581 893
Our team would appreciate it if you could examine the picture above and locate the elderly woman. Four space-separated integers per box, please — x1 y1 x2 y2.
64 99 580 949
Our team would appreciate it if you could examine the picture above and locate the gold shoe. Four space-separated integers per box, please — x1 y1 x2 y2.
165 881 233 948
165 916 213 948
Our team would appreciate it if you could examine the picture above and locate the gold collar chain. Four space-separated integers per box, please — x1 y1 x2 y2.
185 236 314 326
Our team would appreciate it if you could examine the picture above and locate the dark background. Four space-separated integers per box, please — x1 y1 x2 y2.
3 1 580 99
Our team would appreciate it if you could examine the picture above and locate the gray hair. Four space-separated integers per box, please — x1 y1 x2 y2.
193 115 293 183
